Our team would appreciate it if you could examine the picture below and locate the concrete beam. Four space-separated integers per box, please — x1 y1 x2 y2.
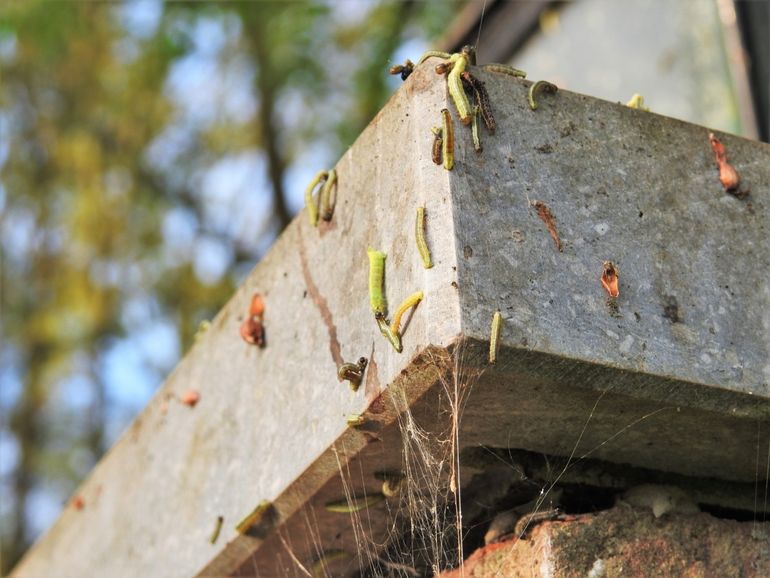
11 60 770 578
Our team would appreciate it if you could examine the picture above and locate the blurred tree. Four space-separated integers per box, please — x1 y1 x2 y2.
0 0 458 571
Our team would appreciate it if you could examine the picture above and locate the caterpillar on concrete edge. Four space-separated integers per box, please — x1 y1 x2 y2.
415 207 433 268
489 310 502 363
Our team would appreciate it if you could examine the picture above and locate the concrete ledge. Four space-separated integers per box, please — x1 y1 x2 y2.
11 58 770 578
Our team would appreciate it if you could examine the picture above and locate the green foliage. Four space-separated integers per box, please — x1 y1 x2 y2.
0 0 456 572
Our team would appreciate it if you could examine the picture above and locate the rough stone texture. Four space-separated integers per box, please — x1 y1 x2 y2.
10 59 770 578
439 505 770 578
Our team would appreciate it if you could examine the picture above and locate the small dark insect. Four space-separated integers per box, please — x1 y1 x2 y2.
461 71 495 133
338 357 368 392
389 59 414 81
240 293 266 347
530 200 562 252
601 261 620 298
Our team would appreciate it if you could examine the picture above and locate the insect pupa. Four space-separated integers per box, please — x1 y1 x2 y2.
461 71 495 133
338 357 368 392
304 170 328 227
367 248 387 317
435 62 452 76
708 132 741 193
528 80 558 111
325 493 384 513
377 316 402 353
390 291 424 336
530 200 562 252
441 108 455 171
482 63 527 78
180 389 200 407
415 207 433 269
489 311 502 364
320 168 337 221
240 292 266 347
601 261 620 298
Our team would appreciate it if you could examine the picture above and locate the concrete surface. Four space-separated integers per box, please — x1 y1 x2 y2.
10 57 770 578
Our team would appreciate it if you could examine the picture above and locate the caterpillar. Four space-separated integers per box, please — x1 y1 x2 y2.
320 168 337 221
390 291 424 336
346 414 366 427
447 52 472 125
489 310 502 364
377 316 402 353
471 105 483 152
528 80 558 111
431 126 443 165
304 170 328 226
461 71 495 133
325 493 384 513
209 516 224 544
235 500 274 534
418 50 452 64
311 550 352 577
626 94 649 111
337 357 368 392
367 249 387 317
441 108 454 171
415 207 433 269
374 470 405 495
483 63 527 78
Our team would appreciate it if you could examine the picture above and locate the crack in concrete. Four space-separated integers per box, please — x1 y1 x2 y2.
297 227 343 373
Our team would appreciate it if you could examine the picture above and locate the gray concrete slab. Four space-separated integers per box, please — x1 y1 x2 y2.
11 59 770 578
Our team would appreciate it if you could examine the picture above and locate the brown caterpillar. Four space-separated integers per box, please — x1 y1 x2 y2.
461 71 495 133
441 108 454 170
530 200 562 252
431 127 443 165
